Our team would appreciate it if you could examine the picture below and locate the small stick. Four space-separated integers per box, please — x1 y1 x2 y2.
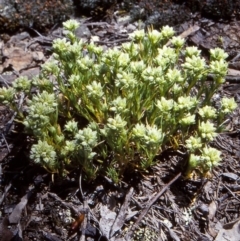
95 38 130 45
79 200 88 241
47 192 84 215
110 187 134 238
1 133 10 153
124 172 181 240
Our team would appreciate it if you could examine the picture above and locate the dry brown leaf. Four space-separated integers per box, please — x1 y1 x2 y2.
9 191 32 224
214 219 240 241
208 201 218 220
3 47 33 72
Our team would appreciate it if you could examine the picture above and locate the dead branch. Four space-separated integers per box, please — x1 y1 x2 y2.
124 172 181 240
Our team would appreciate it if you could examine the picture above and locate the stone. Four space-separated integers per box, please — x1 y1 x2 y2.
186 0 240 19
0 0 73 32
76 0 116 12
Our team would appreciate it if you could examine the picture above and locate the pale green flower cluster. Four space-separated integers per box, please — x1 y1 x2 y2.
110 97 128 114
186 136 202 151
185 116 221 175
182 55 206 74
106 115 127 132
221 97 238 114
64 120 78 134
23 91 58 136
129 29 145 41
187 147 221 174
198 106 217 119
0 87 15 105
210 47 228 61
12 76 31 92
199 121 217 141
132 123 164 147
63 19 80 32
156 97 174 113
171 36 185 49
175 96 198 111
53 38 71 54
116 71 137 89
179 114 195 126
185 46 201 57
30 140 57 171
75 127 98 148
86 81 104 99
41 60 60 76
156 46 178 67
132 123 164 168
74 126 98 161
0 19 238 180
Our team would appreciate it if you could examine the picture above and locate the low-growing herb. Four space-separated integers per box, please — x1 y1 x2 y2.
0 20 237 181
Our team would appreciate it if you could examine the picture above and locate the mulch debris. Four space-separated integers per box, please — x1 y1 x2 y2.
0 3 240 241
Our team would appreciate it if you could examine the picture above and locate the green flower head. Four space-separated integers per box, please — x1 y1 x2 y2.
201 147 221 169
171 36 185 49
179 114 196 126
132 123 147 139
53 38 71 53
130 60 146 74
198 121 217 141
172 84 182 95
68 41 84 56
30 140 57 170
186 136 202 151
110 97 127 114
161 25 174 39
185 46 201 57
209 59 228 77
0 87 15 105
86 81 104 98
13 76 31 92
166 69 184 83
145 125 164 145
156 97 174 113
117 52 130 67
129 29 145 42
41 60 60 76
188 154 201 168
103 47 121 61
122 43 139 58
63 19 80 32
198 105 217 120
30 91 57 109
116 72 137 89
64 120 78 133
157 46 177 65
147 29 162 44
87 42 103 55
106 114 127 131
77 55 94 71
175 96 198 111
221 97 238 114
68 74 81 85
61 140 76 156
182 55 206 73
142 66 163 84
75 126 98 147
210 48 228 61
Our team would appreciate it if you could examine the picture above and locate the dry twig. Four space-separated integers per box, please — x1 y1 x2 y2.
124 172 181 240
